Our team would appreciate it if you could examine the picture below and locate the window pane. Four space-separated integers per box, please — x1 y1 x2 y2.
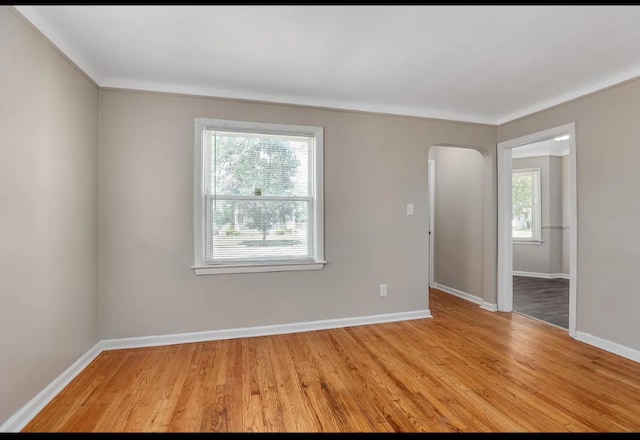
512 172 534 238
512 206 533 238
208 130 310 197
205 199 310 262
512 173 532 208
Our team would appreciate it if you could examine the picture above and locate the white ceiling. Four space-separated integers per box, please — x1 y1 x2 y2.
14 5 640 125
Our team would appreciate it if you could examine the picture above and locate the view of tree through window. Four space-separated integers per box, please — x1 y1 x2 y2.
512 169 540 240
204 130 313 262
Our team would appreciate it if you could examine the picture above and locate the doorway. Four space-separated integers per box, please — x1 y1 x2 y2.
510 140 570 328
428 146 485 305
497 123 577 337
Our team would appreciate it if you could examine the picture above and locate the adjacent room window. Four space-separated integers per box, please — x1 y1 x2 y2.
512 168 541 242
193 118 325 274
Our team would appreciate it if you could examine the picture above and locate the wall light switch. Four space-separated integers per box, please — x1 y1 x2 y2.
407 203 414 216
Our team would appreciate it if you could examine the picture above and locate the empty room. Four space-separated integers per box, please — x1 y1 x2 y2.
2 5 640 433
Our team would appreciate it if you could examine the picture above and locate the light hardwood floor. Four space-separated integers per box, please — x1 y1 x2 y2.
23 288 640 432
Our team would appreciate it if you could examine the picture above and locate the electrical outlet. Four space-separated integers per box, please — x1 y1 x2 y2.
380 284 387 296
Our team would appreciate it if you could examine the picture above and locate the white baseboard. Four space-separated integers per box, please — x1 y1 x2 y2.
480 301 498 312
433 283 497 312
513 271 570 280
575 331 640 363
434 283 482 305
102 309 432 350
0 341 103 433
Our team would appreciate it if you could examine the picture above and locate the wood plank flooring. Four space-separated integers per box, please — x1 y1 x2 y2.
23 288 640 432
513 276 569 329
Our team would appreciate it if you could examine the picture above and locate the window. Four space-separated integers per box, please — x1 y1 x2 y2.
512 168 541 242
193 118 325 274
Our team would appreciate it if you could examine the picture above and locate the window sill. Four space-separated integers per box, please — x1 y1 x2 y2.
191 261 326 275
513 240 543 246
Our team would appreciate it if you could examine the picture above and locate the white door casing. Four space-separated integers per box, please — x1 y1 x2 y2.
497 122 577 337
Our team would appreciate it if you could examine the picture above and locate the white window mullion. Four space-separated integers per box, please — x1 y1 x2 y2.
208 195 312 202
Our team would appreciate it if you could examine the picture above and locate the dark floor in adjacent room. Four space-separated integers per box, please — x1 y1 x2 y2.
513 276 569 329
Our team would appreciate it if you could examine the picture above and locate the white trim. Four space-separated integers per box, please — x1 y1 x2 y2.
207 194 313 202
434 283 480 305
314 128 325 263
102 309 432 351
498 122 577 338
575 331 640 364
103 80 498 125
192 261 325 275
513 240 543 245
428 159 435 288
568 126 578 338
433 283 498 312
0 342 103 433
104 69 640 127
193 120 205 267
480 301 499 312
497 142 514 312
192 118 325 273
513 271 570 280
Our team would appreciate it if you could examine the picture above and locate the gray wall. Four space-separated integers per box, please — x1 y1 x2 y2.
98 90 497 338
430 146 484 298
512 155 567 275
499 77 640 351
0 7 100 425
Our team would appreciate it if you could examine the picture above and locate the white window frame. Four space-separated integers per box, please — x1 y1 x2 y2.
192 118 325 275
512 167 542 244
